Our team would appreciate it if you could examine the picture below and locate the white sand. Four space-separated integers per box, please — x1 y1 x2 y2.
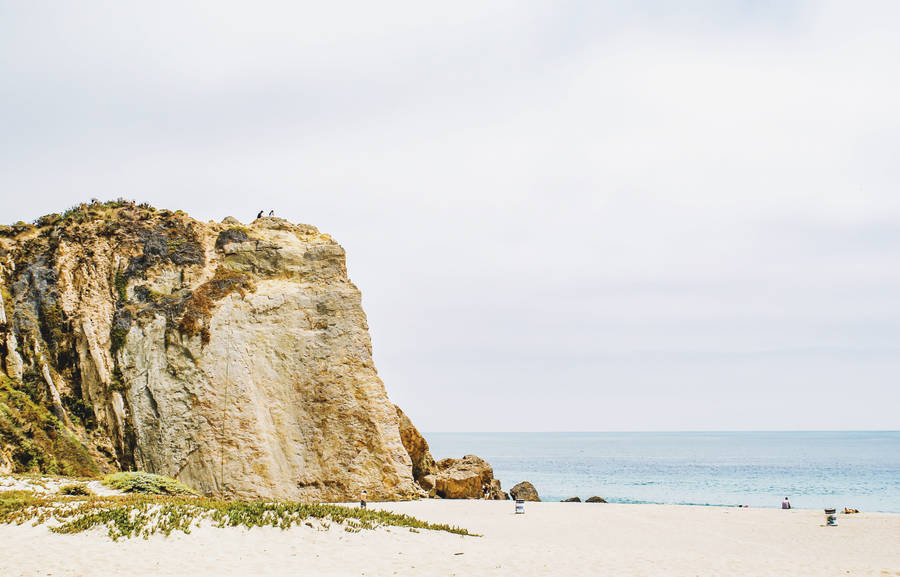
1 500 897 577
0 475 122 496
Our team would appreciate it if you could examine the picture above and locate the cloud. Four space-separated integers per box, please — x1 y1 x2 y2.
1 1 898 430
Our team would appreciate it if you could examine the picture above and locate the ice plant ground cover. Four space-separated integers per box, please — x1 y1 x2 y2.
0 489 477 540
101 472 197 496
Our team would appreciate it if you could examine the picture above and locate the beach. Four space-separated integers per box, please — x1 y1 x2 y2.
1 500 897 577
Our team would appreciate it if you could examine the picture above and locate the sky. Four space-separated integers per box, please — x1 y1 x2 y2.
1 1 899 431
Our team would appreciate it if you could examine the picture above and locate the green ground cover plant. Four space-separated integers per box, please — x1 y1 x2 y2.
101 472 197 496
0 491 476 540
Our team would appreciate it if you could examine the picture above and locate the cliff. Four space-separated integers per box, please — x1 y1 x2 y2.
0 201 425 501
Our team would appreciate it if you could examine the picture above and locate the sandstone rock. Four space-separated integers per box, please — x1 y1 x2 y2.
586 496 607 503
562 496 581 502
419 474 436 493
509 481 541 502
4 332 23 379
0 451 12 474
40 363 70 426
395 405 437 485
490 478 509 500
0 201 423 501
433 455 494 499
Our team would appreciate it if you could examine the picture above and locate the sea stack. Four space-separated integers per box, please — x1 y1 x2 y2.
0 202 427 501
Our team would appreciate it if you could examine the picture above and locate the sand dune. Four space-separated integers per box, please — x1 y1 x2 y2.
1 500 897 576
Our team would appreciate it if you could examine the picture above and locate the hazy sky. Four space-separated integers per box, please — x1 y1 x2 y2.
2 1 898 431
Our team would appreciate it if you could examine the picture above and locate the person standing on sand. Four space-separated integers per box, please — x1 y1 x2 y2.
483 482 491 500
782 497 791 509
360 490 367 509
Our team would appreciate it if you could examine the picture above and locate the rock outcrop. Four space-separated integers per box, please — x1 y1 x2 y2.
0 201 424 501
586 496 607 503
430 454 506 499
509 481 541 502
395 405 436 484
562 496 581 502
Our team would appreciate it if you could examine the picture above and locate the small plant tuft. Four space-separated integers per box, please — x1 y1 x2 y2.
58 484 93 496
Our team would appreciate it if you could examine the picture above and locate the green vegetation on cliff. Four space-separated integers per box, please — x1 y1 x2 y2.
0 376 99 477
0 199 211 472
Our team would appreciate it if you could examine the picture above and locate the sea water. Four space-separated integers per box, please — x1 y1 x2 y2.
425 431 900 513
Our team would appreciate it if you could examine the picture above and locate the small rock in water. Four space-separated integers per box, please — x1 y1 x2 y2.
562 496 581 502
585 496 607 503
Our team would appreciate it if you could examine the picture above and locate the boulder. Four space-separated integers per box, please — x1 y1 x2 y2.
509 481 541 502
433 455 494 499
562 496 581 502
419 474 436 493
586 496 607 503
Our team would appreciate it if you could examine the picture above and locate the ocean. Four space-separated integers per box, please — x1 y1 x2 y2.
425 431 900 513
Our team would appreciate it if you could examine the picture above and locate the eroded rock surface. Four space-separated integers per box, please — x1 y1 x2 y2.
0 202 421 501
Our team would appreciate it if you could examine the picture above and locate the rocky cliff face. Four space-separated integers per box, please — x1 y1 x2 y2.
0 201 423 501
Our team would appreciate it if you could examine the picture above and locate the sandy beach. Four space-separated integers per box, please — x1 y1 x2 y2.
1 500 897 577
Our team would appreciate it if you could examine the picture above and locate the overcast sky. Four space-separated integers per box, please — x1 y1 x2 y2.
2 1 898 431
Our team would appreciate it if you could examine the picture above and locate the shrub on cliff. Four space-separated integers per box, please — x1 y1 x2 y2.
102 472 197 496
0 376 99 477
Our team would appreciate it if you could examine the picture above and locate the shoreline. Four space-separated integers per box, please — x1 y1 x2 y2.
2 499 897 576
538 501 894 513
2 474 890 513
0 473 891 513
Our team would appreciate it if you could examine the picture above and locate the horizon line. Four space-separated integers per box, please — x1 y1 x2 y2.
423 429 900 434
